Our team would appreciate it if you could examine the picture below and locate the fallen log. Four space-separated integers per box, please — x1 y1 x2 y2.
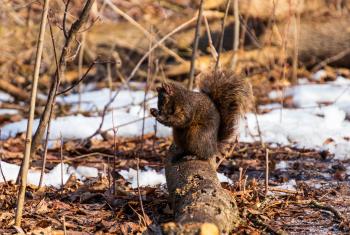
262 14 350 68
161 151 240 234
165 46 279 76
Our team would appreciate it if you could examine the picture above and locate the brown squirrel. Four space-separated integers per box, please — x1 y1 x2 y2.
150 70 253 161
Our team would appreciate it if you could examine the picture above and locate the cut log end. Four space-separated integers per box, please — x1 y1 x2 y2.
162 151 240 234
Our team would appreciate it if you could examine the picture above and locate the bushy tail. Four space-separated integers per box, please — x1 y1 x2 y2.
198 70 253 142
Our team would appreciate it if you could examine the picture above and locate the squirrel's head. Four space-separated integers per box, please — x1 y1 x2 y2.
156 82 176 115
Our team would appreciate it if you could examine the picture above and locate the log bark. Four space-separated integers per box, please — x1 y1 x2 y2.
161 151 239 234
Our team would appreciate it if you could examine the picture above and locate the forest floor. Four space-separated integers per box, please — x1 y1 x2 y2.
1 70 350 234
0 135 349 234
1 1 350 234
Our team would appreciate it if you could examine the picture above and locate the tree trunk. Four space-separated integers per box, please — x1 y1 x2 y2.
161 151 240 234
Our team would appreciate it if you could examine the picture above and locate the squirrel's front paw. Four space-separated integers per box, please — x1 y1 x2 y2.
150 108 159 117
151 108 166 123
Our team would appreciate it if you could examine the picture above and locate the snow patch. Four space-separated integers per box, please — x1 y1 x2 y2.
0 161 98 188
118 167 233 189
275 179 297 191
275 161 288 170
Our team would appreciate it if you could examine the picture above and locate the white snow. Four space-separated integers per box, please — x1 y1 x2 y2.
259 103 282 111
248 77 350 160
311 69 327 81
217 172 233 184
1 76 350 159
1 89 171 140
274 179 297 191
0 161 98 188
57 88 154 112
118 167 233 189
275 161 288 170
241 107 350 160
0 92 13 102
0 92 17 115
0 109 18 115
118 167 166 188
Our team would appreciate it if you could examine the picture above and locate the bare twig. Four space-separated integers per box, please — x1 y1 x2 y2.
238 167 243 191
253 106 264 146
312 48 350 72
137 29 154 225
230 0 240 69
265 148 269 196
56 62 96 96
188 0 204 90
203 15 218 60
62 216 67 235
60 134 64 194
310 200 346 222
38 111 52 189
63 0 71 38
291 12 300 85
15 0 50 226
111 110 117 195
215 0 231 71
77 31 86 112
243 175 248 192
38 17 61 189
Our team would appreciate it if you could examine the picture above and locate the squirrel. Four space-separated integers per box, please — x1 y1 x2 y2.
150 70 253 161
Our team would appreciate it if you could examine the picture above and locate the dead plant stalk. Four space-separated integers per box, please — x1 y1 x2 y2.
188 0 204 90
230 0 239 69
15 0 50 226
215 0 231 71
265 148 269 196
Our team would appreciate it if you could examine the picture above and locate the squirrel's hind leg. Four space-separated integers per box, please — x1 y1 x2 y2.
169 144 187 163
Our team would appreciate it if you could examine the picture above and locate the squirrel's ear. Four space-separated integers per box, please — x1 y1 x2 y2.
162 82 174 95
156 87 164 93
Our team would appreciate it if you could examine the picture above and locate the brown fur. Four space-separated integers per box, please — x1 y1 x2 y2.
150 70 252 161
198 70 253 142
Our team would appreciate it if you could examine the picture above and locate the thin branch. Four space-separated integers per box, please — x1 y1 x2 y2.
203 15 218 60
63 0 71 38
291 12 300 85
77 32 86 112
38 114 51 189
56 62 96 96
111 110 117 195
310 200 346 222
188 0 204 90
215 0 231 71
15 0 50 226
265 148 269 196
39 16 60 190
60 134 64 194
138 28 154 225
230 0 240 70
312 48 350 73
